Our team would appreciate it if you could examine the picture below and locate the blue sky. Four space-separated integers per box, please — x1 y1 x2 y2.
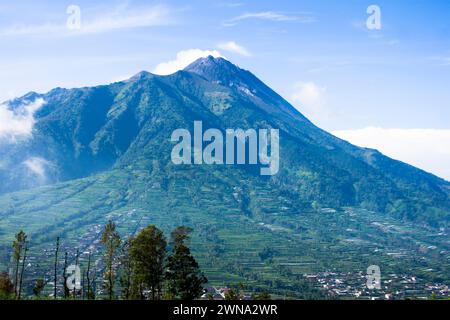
0 0 449 179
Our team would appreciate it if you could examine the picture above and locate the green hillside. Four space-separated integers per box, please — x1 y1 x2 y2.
0 165 448 298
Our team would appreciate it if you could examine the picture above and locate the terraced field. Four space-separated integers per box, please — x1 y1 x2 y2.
0 165 448 298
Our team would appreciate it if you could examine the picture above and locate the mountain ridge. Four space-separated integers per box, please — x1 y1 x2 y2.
0 56 448 227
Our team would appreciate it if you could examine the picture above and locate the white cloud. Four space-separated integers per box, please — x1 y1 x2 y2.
153 49 223 75
234 11 298 22
216 2 244 8
217 41 251 56
0 4 172 37
23 157 50 180
224 11 315 26
0 98 45 142
332 127 450 181
291 82 326 109
290 81 328 121
78 5 172 35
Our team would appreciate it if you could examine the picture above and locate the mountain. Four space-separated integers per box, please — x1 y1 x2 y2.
1 56 448 225
0 56 449 297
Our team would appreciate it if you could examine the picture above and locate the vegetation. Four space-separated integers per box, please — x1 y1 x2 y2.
101 220 121 300
33 279 45 298
0 272 14 300
224 288 239 300
0 223 210 300
12 230 26 299
252 291 272 300
166 227 207 299
128 225 166 300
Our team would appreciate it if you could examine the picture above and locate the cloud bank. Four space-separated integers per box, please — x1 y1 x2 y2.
333 127 450 181
217 41 251 56
153 49 223 75
0 98 45 142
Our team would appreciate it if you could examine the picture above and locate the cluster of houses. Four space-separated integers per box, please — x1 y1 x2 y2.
306 271 449 300
200 287 252 300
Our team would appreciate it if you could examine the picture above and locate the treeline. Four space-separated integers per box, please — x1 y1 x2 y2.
0 222 207 300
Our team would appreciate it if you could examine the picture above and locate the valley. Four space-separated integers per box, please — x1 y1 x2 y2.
0 166 448 299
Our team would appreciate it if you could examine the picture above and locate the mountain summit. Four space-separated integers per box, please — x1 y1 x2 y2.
185 56 310 122
184 56 244 81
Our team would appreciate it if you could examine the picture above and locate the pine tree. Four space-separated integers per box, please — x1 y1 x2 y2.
129 225 166 300
12 230 27 298
101 220 121 300
166 226 207 300
119 239 132 300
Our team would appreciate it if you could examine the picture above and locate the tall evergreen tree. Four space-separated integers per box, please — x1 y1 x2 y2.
166 227 207 300
101 220 121 300
12 230 26 298
119 239 132 300
129 225 166 300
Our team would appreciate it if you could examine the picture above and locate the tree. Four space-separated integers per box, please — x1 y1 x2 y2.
259 246 275 262
85 252 94 300
53 237 60 299
224 288 239 300
170 226 192 246
12 230 27 298
251 291 271 300
129 225 166 300
17 240 28 300
0 272 14 300
101 220 121 300
119 239 132 300
166 245 207 300
33 279 45 298
165 226 207 300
